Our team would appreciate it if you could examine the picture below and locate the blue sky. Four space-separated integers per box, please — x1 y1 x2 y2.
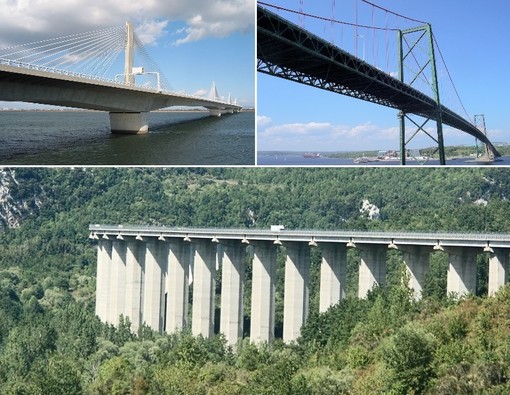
258 0 510 152
0 0 255 109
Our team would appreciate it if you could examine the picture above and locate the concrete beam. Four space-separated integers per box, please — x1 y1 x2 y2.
446 247 478 297
250 241 276 344
191 239 217 338
143 240 165 332
109 112 149 134
319 243 347 312
220 241 246 345
124 239 144 332
95 239 112 322
358 244 387 298
283 242 310 343
166 239 191 332
488 248 509 296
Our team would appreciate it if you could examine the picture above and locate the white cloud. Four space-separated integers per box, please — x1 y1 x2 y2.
257 115 272 127
193 89 208 97
0 0 254 47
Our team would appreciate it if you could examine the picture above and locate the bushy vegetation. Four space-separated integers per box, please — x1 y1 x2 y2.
1 167 510 393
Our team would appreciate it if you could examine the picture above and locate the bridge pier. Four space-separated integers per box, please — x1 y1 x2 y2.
446 247 478 297
319 243 347 312
283 242 310 343
401 246 432 300
191 239 217 338
95 239 112 323
488 249 509 296
220 241 246 345
109 112 149 134
165 239 191 332
358 245 387 298
250 241 277 343
110 239 127 325
143 240 165 332
124 239 144 332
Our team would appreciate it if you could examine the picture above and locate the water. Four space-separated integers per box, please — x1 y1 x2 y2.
258 151 510 166
0 111 255 165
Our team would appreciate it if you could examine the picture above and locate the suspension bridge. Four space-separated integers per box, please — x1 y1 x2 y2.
257 1 500 164
0 22 242 134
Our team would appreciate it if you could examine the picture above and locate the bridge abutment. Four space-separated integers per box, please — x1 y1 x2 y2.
109 112 149 134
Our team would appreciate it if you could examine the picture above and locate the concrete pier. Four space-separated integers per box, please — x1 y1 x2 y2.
283 242 310 343
124 239 144 331
401 246 431 300
488 248 509 296
110 240 127 325
95 239 112 322
446 247 478 297
220 241 246 345
358 244 387 298
143 240 165 331
191 239 217 338
109 112 149 134
250 241 276 343
319 243 347 312
165 239 191 332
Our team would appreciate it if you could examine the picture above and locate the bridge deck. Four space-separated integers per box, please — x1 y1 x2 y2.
257 6 500 156
0 61 241 113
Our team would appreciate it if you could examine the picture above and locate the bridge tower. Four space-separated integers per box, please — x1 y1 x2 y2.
474 114 493 160
124 21 135 85
398 24 445 165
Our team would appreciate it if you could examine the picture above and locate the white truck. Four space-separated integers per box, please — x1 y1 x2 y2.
270 225 285 232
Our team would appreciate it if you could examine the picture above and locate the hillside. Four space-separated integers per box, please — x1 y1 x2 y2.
1 167 510 393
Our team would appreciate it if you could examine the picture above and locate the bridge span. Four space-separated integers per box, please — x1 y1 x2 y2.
90 225 510 344
0 22 242 133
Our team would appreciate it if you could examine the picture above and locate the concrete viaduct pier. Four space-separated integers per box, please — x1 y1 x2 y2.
90 225 510 345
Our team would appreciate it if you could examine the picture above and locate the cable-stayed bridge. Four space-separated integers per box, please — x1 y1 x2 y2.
257 2 500 164
0 22 241 134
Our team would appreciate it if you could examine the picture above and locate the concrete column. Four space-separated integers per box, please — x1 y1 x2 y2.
283 242 310 343
250 241 276 344
191 239 217 338
110 239 127 325
358 244 387 298
143 240 165 332
95 239 112 322
109 112 149 134
446 247 478 297
124 239 144 332
220 241 246 345
488 248 509 296
319 243 347 312
166 239 191 332
400 246 431 300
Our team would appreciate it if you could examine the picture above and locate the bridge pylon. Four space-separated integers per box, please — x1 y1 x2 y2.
398 24 446 165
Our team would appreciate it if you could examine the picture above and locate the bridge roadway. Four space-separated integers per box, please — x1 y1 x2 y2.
0 61 242 133
90 225 510 344
257 6 500 157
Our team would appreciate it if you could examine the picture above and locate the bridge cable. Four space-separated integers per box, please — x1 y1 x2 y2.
360 0 427 25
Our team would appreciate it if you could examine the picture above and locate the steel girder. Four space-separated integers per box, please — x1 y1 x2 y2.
257 5 500 158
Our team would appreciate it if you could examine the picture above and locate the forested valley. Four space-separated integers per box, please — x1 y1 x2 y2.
2 167 510 394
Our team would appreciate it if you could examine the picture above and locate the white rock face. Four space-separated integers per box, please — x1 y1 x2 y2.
360 199 380 220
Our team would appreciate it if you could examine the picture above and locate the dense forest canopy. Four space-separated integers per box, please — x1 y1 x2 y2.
2 167 510 394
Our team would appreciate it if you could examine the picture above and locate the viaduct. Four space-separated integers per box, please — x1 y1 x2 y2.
89 225 510 345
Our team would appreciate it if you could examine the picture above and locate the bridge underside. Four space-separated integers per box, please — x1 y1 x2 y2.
0 63 241 133
257 6 500 157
